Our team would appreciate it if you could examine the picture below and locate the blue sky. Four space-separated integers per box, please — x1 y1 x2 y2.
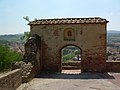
0 0 120 35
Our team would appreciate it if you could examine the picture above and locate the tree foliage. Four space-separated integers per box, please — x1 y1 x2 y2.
62 53 75 62
23 16 29 22
0 44 23 71
21 31 30 42
62 46 81 62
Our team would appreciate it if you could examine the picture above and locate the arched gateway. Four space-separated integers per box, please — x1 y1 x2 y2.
28 17 109 73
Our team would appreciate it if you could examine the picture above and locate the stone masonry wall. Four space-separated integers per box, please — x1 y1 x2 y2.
106 61 120 72
0 69 22 90
31 23 107 72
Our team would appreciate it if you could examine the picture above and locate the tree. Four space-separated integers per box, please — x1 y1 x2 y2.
21 31 30 42
22 16 31 41
23 16 29 22
0 44 23 71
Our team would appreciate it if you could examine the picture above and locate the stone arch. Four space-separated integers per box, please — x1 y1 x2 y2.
64 28 75 41
59 44 82 72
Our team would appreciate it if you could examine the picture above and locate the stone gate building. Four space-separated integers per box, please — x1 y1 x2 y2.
28 17 109 73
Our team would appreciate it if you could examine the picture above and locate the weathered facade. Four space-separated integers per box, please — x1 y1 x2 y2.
28 17 109 72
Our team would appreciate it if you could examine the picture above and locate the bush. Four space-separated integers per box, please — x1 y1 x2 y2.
62 53 75 62
0 44 23 71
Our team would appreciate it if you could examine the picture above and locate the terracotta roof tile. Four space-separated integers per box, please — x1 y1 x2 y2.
29 17 109 25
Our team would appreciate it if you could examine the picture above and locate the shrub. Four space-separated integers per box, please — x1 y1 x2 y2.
62 53 75 62
0 44 23 71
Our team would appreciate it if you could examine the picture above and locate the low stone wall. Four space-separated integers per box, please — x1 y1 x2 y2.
62 61 81 66
0 69 22 90
12 61 34 83
62 61 81 70
106 61 120 72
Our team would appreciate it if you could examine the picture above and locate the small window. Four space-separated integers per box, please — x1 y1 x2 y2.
68 31 72 36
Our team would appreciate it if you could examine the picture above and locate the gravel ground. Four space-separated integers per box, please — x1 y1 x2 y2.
17 70 120 90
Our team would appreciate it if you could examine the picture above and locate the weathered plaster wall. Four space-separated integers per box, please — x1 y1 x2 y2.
30 23 107 72
0 69 21 90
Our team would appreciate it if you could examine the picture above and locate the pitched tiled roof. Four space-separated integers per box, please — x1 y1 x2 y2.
28 17 109 25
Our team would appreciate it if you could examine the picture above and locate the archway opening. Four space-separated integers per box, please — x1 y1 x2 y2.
61 45 82 74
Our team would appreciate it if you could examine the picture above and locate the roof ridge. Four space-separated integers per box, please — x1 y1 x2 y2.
29 17 109 25
36 17 102 20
